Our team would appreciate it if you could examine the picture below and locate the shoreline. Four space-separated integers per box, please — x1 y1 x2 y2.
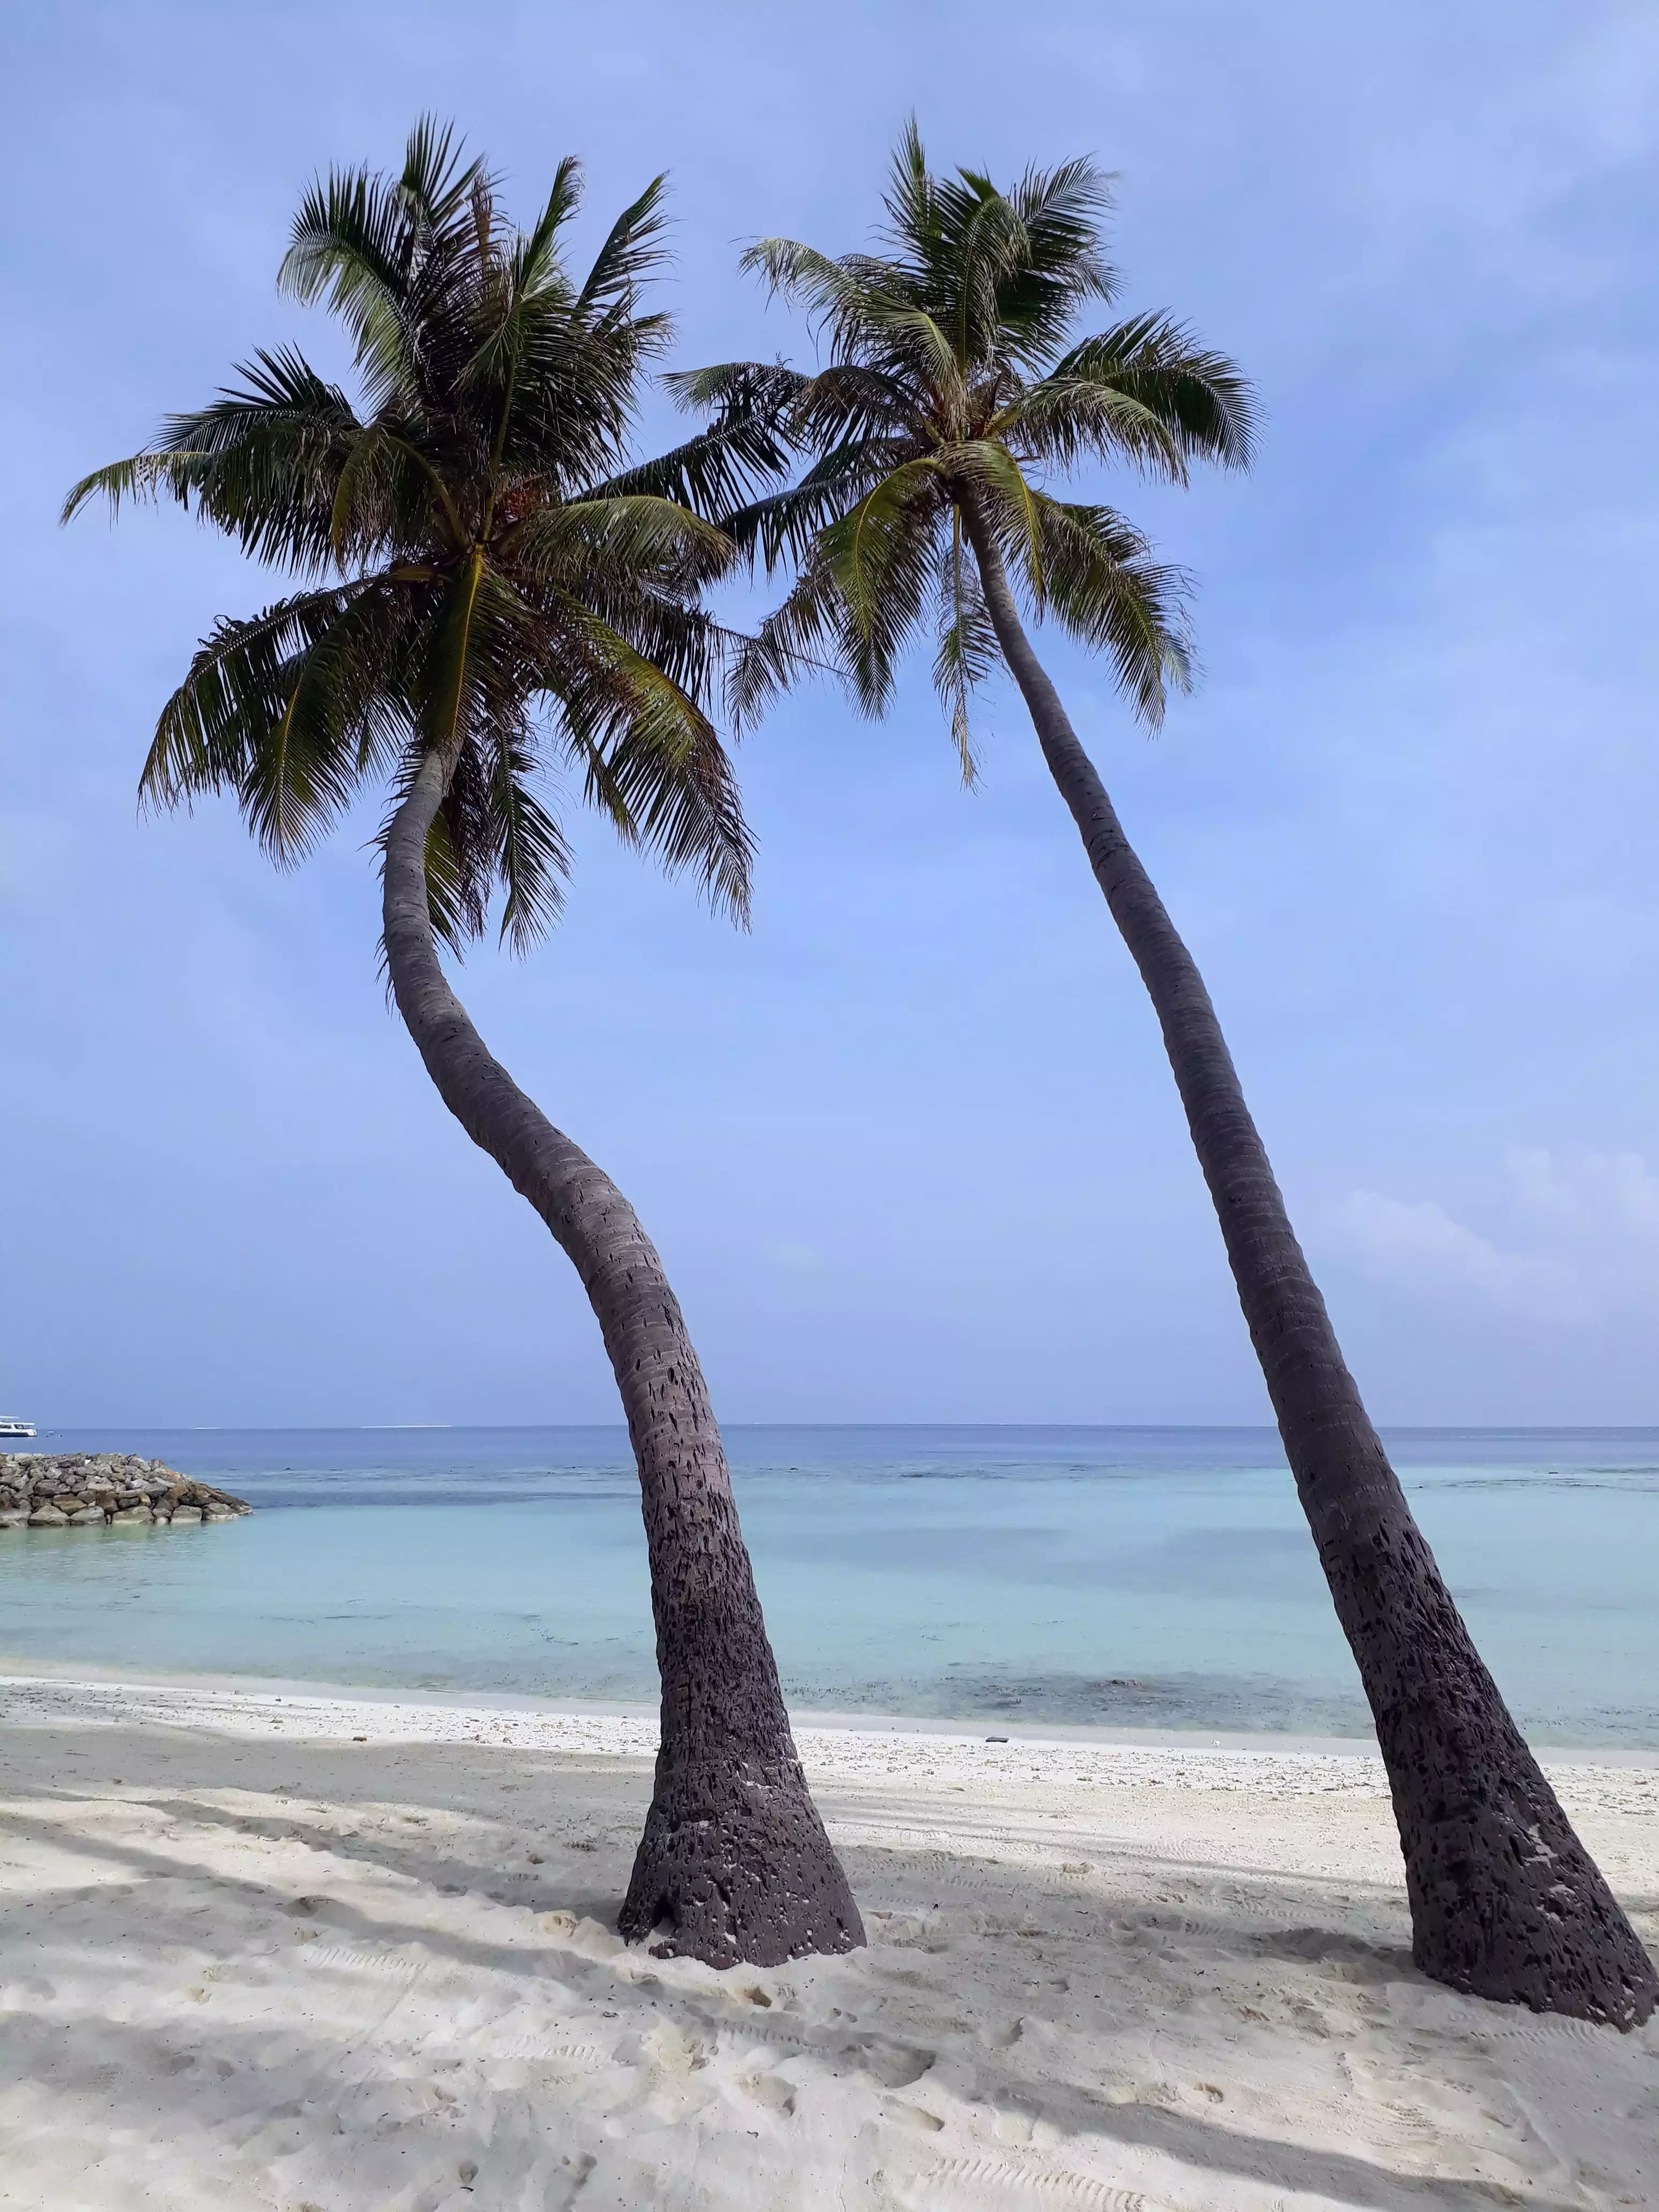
3 1656 1657 1764
5 1669 1658 1813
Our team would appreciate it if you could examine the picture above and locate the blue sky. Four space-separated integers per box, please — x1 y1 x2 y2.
3 2 1657 1425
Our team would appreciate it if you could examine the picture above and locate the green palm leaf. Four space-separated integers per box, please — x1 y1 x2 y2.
1030 496 1192 726
545 596 751 921
508 496 732 588
1020 312 1259 474
726 561 848 730
932 518 998 783
145 581 412 861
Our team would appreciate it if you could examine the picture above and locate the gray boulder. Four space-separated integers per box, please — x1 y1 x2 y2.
0 1452 252 1527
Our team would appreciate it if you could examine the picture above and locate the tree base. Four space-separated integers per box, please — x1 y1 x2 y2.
619 1748 866 1969
1392 1730 1657 2028
1344 1528 1659 2028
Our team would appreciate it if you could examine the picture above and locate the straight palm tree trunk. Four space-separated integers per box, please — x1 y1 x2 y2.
964 504 1655 2027
383 746 864 1969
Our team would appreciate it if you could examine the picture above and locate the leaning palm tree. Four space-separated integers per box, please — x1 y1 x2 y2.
63 121 862 1970
685 126 1655 2025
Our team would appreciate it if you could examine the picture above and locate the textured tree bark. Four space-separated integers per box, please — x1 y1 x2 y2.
383 747 864 1968
962 503 1656 2027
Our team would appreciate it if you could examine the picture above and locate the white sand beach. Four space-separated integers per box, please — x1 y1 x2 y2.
1 1675 1655 2210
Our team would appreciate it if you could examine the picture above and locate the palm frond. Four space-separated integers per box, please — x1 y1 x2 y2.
1030 494 1192 726
932 515 998 783
280 165 421 407
397 114 477 223
550 600 753 921
951 438 1047 602
879 116 939 262
67 349 365 572
140 588 347 808
457 155 580 400
577 173 671 316
599 361 805 516
1008 374 1194 483
1006 156 1118 303
789 362 926 447
723 558 851 729
738 236 864 320
384 737 487 950
282 117 492 413
508 495 733 588
661 358 803 417
419 548 490 759
1032 313 1258 470
62 451 207 524
723 435 910 570
144 580 410 858
515 156 584 296
940 178 1030 373
325 420 452 564
489 730 573 951
818 460 947 712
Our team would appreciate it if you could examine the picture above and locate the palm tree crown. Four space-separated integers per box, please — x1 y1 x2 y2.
65 119 782 946
687 122 1256 772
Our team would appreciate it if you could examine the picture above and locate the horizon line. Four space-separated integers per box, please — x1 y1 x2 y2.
16 1420 1659 1437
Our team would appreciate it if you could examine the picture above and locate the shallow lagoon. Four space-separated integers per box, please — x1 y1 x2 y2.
2 1425 1654 1744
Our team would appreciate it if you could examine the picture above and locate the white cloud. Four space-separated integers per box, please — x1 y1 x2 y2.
1332 1147 1659 1326
1507 1145 1659 1232
1335 1190 1585 1322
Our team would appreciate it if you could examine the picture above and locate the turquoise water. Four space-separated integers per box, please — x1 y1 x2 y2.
1 1426 1654 1745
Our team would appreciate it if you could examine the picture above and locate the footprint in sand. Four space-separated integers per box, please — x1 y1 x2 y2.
854 2041 936 2089
885 2098 945 2133
469 2033 608 2066
898 2155 1167 2209
1476 2009 1611 2046
738 2072 796 2116
300 1942 424 1984
716 2017 814 2059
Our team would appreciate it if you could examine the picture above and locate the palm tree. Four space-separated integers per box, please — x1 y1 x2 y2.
63 121 862 1970
684 126 1655 2026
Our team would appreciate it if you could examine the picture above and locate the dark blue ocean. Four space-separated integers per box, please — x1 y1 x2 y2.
1 1426 1654 1745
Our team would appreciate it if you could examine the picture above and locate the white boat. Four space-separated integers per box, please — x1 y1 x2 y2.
0 1418 36 1439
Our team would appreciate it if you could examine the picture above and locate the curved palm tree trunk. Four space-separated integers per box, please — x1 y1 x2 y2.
383 747 864 1969
963 505 1655 2027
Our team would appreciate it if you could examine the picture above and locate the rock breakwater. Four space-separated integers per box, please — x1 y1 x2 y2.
0 1454 252 1529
